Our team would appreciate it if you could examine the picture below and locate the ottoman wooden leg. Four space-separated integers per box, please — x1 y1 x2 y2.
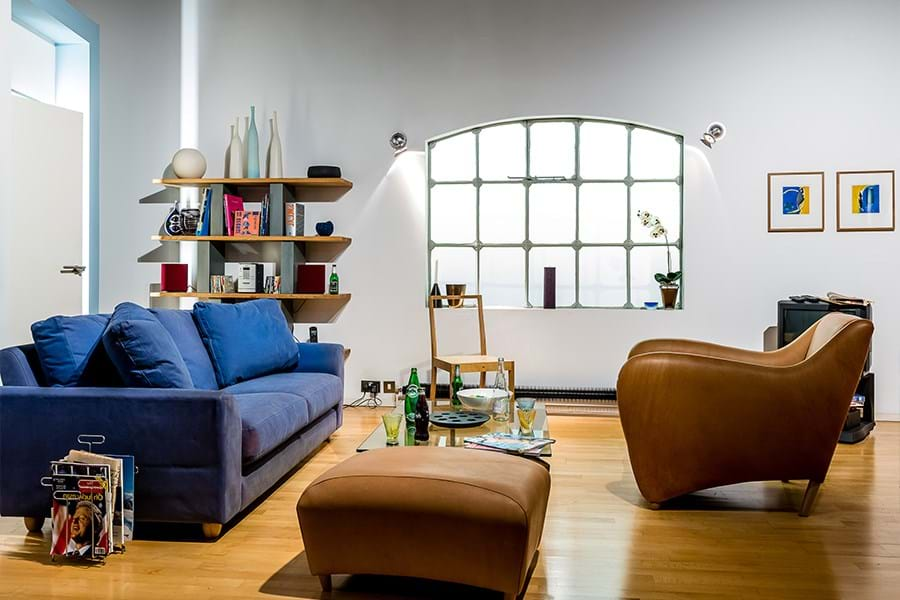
318 574 332 591
23 517 45 533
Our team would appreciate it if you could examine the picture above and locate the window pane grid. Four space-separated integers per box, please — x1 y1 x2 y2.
428 117 683 309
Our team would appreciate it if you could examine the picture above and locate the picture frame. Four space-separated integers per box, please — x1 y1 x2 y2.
767 171 825 232
836 170 895 232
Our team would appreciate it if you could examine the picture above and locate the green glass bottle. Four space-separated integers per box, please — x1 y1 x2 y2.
328 264 339 294
451 365 463 410
404 368 420 422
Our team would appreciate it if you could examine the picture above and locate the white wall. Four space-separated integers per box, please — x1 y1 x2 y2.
0 0 12 347
68 0 181 312
189 0 900 418
81 0 899 418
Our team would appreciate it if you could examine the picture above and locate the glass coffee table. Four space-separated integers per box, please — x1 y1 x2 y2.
357 404 552 459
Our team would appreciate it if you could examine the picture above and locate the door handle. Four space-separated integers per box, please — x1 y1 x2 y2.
60 265 86 276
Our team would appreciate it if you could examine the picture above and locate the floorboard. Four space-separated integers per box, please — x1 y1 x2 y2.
1 410 897 599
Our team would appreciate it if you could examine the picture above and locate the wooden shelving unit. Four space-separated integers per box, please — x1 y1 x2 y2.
145 177 352 323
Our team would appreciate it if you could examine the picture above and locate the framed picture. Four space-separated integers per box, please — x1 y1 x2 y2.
836 170 895 232
768 171 825 232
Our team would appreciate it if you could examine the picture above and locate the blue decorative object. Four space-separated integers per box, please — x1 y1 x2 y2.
315 221 335 236
192 299 299 387
103 303 194 388
31 313 119 387
644 301 659 310
247 105 260 178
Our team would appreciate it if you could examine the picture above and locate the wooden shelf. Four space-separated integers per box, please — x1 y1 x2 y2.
152 235 351 243
151 292 350 301
154 177 351 199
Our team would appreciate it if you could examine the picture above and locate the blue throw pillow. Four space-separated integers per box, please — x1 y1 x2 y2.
102 302 194 388
31 314 121 387
192 299 299 387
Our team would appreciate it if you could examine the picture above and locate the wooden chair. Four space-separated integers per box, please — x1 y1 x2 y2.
428 294 515 410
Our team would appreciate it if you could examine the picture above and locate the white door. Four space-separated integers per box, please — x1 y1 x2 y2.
7 95 83 345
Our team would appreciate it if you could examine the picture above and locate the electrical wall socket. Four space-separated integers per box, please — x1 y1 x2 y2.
383 380 397 394
360 380 381 394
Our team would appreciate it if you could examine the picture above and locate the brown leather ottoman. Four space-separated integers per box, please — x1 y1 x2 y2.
297 446 551 599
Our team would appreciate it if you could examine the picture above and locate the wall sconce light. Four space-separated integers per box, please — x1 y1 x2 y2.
700 122 726 148
390 131 408 156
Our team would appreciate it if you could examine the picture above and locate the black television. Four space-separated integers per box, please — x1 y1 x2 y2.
777 299 872 371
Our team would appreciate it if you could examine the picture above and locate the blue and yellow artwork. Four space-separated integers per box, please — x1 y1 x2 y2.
852 184 880 213
782 186 809 215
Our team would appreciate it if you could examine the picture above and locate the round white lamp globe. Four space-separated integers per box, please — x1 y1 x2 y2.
171 148 207 178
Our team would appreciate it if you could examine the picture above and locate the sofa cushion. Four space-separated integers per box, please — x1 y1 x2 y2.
103 303 194 389
31 314 121 387
192 299 299 387
150 308 219 390
225 372 342 462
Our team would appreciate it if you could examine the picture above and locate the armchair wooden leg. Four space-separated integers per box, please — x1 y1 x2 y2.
318 574 332 591
23 517 44 533
480 370 486 387
201 522 223 539
799 481 821 517
430 366 438 411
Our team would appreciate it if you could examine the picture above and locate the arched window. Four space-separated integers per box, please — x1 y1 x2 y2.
427 116 683 308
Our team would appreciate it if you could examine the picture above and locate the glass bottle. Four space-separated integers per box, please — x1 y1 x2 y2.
404 368 420 423
492 357 509 422
414 392 430 442
451 365 463 410
329 264 339 294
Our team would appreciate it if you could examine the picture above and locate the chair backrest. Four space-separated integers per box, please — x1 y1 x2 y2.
428 294 486 358
805 312 866 359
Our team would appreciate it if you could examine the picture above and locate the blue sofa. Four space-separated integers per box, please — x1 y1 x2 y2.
0 303 344 538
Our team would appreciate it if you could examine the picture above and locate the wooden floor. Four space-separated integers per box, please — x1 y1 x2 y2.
1 410 898 599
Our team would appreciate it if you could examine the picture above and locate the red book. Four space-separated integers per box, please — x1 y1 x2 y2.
224 194 244 236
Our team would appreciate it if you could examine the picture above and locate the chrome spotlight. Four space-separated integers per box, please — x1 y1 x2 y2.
701 122 726 148
390 132 408 155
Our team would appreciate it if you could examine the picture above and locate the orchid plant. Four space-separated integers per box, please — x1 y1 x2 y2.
637 210 681 286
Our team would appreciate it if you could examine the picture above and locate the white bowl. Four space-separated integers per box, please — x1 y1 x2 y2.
457 388 507 413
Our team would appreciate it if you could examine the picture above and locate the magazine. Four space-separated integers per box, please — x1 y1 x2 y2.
108 454 135 544
61 451 124 552
463 433 555 455
50 464 111 561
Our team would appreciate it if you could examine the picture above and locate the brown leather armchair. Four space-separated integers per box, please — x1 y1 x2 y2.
617 312 873 516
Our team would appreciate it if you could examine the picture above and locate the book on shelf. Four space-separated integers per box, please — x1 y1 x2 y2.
234 210 261 236
196 188 211 236
260 193 270 236
286 202 305 236
224 193 244 236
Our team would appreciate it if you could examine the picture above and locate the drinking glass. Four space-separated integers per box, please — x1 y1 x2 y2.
516 398 537 436
382 412 403 445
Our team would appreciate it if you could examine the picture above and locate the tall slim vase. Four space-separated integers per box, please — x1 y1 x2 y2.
241 116 250 177
227 122 242 178
266 110 283 178
247 106 260 178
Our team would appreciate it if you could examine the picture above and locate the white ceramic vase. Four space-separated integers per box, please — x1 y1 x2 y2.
227 120 243 178
241 116 250 177
266 111 283 178
172 148 207 178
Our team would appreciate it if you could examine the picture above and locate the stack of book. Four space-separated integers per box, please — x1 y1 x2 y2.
48 450 134 562
463 433 555 457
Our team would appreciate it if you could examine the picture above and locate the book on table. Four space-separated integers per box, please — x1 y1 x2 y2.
463 433 555 456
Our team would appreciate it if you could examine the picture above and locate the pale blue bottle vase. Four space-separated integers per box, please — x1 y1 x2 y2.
247 105 260 178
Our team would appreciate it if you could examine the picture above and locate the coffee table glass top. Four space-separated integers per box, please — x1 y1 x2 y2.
357 404 551 457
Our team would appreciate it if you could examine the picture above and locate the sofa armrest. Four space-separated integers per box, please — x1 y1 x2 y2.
295 343 344 381
0 386 242 522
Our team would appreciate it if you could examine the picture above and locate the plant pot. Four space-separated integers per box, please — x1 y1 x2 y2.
660 285 679 309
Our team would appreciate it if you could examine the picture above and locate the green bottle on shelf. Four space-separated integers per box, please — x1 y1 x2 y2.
329 264 339 294
451 365 463 410
404 368 420 423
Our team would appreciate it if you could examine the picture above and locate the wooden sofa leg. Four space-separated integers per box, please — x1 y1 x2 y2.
799 481 821 517
318 574 332 591
201 522 223 539
23 517 45 533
